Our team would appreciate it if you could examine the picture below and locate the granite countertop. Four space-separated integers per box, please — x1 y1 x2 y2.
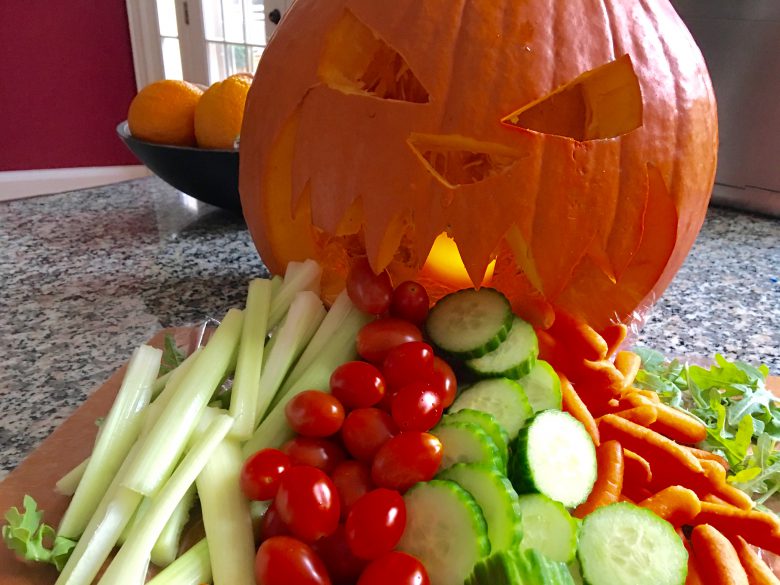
1 176 778 480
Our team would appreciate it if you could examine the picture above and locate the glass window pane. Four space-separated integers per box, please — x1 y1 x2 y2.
156 0 178 37
250 45 264 73
208 42 228 84
162 37 183 80
226 43 250 76
222 0 245 43
202 0 224 41
245 0 266 45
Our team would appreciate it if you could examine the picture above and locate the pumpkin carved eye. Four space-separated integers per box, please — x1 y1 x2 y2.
502 55 643 141
318 10 430 104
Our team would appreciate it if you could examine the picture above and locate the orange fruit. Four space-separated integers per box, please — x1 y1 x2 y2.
127 80 203 146
194 74 253 149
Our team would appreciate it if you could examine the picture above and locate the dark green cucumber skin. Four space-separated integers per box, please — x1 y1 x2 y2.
442 409 509 466
466 549 575 585
507 423 540 497
466 354 537 380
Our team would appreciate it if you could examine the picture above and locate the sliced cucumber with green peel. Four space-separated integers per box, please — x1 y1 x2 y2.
441 409 509 468
433 421 504 472
508 410 597 508
516 494 578 563
465 317 538 379
465 549 575 585
578 502 688 585
518 360 562 413
437 464 522 552
426 288 513 358
449 378 533 439
396 480 490 585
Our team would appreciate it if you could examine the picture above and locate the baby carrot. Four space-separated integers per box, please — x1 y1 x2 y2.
536 328 569 370
694 502 780 555
633 388 661 403
700 460 754 511
560 374 600 446
733 536 780 585
638 486 701 527
681 532 705 585
598 322 627 358
685 446 730 471
574 440 624 518
576 359 625 397
650 402 708 445
607 405 658 427
548 311 608 362
622 448 652 485
691 524 749 585
614 351 641 389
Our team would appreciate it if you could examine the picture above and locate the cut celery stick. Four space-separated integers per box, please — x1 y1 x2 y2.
98 412 234 585
229 278 273 440
268 259 322 330
243 301 371 456
196 437 256 585
151 370 172 400
151 483 196 567
283 260 321 297
58 344 161 539
147 538 211 585
118 496 151 546
55 457 90 496
254 291 326 425
122 309 243 497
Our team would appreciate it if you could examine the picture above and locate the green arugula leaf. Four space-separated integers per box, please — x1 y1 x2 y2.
159 334 186 376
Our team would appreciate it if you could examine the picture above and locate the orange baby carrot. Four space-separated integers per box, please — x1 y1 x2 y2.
598 322 627 358
614 350 642 389
691 524 749 585
633 388 662 403
733 536 780 585
700 460 754 511
560 374 600 446
694 502 780 555
576 359 625 397
574 440 624 518
536 328 568 369
685 446 730 471
623 448 653 486
650 402 708 445
681 532 705 585
621 392 657 408
548 311 608 362
638 486 702 526
608 405 658 427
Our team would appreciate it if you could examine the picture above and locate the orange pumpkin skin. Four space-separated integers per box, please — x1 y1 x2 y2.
239 0 717 330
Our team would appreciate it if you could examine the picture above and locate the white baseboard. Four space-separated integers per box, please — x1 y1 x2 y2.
0 165 152 202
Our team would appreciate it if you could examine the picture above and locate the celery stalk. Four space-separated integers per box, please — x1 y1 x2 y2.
196 437 256 585
150 483 196 567
229 278 273 440
146 538 211 585
58 345 161 539
243 301 371 456
254 291 326 425
268 259 322 329
55 457 90 496
150 370 172 399
98 412 233 585
121 309 243 496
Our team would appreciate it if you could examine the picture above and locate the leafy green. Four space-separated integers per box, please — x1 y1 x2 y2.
159 334 186 376
2 495 76 571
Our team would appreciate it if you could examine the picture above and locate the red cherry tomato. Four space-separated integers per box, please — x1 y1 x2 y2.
259 502 291 541
341 408 398 463
330 361 387 409
282 437 346 475
371 432 443 492
312 524 368 584
357 551 430 585
285 390 346 438
275 466 341 542
346 489 406 560
376 386 399 412
382 341 435 392
255 536 332 585
347 257 393 315
391 382 443 432
429 356 458 408
389 281 430 325
240 448 291 501
356 318 423 364
331 460 374 520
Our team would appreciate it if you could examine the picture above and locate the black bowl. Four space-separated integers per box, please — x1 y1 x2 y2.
117 121 241 213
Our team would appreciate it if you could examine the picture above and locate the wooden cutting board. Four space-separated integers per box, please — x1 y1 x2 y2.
1 327 778 583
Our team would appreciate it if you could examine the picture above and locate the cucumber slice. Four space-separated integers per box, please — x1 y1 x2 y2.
518 360 562 413
426 288 513 358
438 463 523 552
433 422 504 473
508 410 597 508
516 494 578 563
449 378 533 439
578 502 688 585
397 479 490 585
442 409 509 468
465 317 538 379
466 549 575 585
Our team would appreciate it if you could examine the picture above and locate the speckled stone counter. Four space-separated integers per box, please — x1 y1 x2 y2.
1 176 778 478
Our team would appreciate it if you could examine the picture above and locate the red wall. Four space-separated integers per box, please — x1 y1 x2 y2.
0 1 139 171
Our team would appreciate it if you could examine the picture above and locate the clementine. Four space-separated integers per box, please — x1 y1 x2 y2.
195 74 253 149
127 80 203 146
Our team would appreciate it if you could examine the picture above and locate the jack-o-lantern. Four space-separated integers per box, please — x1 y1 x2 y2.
239 0 717 330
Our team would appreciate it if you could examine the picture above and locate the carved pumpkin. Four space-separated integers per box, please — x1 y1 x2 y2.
239 0 717 329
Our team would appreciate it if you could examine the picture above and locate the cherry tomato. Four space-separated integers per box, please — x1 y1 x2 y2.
371 432 443 492
275 466 341 542
240 448 291 501
389 281 430 325
376 386 399 412
356 318 423 364
331 460 374 520
255 536 332 585
382 341 435 392
391 382 443 432
429 356 458 408
347 257 393 315
357 551 430 585
330 361 387 409
259 502 291 541
341 408 398 462
282 437 346 475
312 524 367 584
346 489 406 560
285 390 346 438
